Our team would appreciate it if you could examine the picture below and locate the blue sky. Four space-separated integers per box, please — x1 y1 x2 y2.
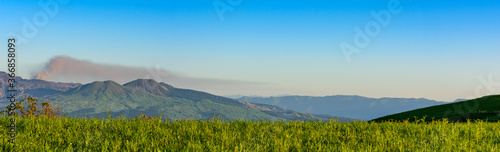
1 0 500 101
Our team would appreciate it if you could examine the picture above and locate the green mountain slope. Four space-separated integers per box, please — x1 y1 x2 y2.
37 79 349 121
372 95 500 122
65 80 132 98
123 79 171 97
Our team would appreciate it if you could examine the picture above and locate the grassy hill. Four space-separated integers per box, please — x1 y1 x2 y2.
372 95 500 122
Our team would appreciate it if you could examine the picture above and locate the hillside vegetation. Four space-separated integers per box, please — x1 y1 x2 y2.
0 72 349 122
0 75 498 151
372 95 500 122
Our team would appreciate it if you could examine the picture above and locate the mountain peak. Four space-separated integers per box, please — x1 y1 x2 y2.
124 79 160 87
129 79 157 83
124 79 170 96
68 80 128 97
83 80 120 88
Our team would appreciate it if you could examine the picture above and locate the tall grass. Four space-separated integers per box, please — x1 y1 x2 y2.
0 115 499 151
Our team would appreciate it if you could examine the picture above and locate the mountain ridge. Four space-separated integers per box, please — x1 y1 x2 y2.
0 71 352 121
124 79 171 97
237 95 448 120
0 72 81 98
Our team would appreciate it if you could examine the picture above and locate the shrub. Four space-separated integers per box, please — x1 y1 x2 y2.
0 96 62 118
134 114 159 122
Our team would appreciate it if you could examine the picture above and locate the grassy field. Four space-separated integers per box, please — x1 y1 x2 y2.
0 116 498 151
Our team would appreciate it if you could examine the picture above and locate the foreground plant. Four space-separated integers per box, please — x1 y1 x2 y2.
0 97 61 118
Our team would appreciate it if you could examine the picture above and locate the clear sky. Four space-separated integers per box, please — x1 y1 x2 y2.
1 0 499 101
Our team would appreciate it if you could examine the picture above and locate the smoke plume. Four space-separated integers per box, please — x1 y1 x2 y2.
32 56 264 94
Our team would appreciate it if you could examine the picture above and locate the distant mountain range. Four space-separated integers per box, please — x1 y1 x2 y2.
0 72 81 98
0 72 352 121
236 96 448 120
373 95 500 122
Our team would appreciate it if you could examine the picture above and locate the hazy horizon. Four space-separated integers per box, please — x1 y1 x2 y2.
2 0 499 102
0 69 472 103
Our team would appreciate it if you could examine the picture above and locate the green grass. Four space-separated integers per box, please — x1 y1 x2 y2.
0 116 499 151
